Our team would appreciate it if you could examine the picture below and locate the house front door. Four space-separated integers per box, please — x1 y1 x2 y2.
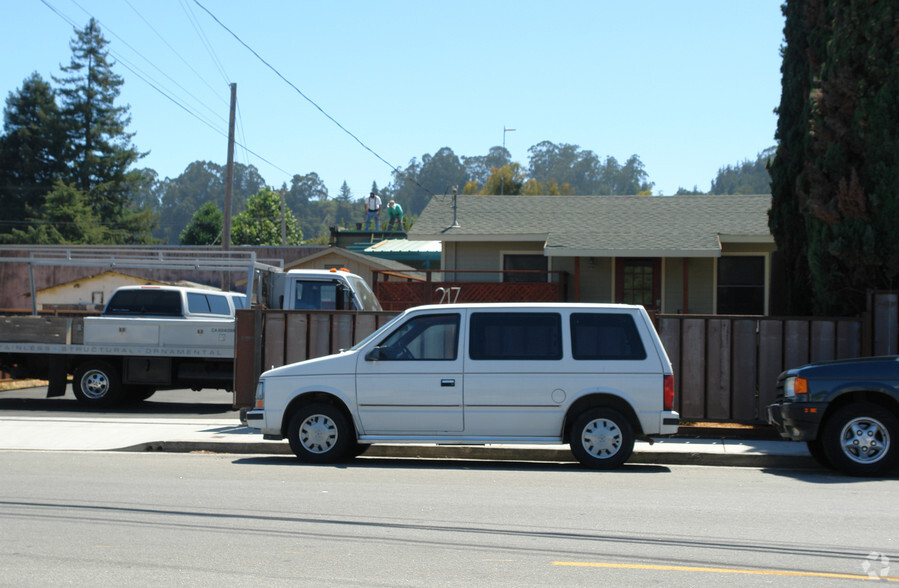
615 258 661 311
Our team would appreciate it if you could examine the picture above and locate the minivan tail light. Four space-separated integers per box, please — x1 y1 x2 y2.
663 375 675 411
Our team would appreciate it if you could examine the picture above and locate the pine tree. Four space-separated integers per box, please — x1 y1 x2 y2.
0 73 67 234
54 18 151 241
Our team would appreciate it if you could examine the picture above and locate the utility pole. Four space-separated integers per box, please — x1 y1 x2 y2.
222 82 236 290
501 126 515 195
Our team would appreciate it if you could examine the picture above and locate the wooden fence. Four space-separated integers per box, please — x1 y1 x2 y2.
233 291 899 424
233 309 396 408
372 270 567 311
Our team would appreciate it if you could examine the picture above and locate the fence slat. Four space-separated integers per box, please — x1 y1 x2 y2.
706 319 731 420
758 320 783 412
837 320 861 359
333 314 354 353
262 312 285 372
873 293 898 355
784 320 810 369
732 319 758 422
285 313 308 364
308 314 331 359
354 314 379 344
810 321 836 363
680 319 706 420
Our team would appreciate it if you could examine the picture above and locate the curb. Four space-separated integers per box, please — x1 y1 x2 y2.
119 440 819 469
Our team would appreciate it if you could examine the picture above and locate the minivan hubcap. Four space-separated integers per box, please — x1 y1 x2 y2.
300 414 337 454
840 417 890 464
582 418 622 458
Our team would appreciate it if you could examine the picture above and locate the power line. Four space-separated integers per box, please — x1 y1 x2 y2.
124 0 229 110
179 0 230 86
190 0 436 197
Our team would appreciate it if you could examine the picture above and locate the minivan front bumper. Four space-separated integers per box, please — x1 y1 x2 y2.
245 409 264 430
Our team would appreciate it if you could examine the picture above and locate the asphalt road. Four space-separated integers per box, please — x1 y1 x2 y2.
1 451 897 586
0 385 239 419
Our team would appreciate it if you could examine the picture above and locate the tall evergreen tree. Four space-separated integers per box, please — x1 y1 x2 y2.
769 0 815 314
0 73 67 234
53 18 152 241
770 0 898 315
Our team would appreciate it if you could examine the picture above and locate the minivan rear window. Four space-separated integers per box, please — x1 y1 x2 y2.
469 312 562 360
570 313 647 360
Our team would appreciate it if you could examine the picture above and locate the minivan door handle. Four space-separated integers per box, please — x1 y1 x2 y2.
441 379 455 387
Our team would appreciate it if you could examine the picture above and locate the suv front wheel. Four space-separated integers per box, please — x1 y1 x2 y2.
820 403 898 476
569 408 634 469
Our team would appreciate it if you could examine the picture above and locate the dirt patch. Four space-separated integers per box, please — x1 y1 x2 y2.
0 379 49 391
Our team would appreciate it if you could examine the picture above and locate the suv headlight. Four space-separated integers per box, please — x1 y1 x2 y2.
255 380 265 409
783 376 808 398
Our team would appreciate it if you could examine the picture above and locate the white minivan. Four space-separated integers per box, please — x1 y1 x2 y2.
246 303 679 469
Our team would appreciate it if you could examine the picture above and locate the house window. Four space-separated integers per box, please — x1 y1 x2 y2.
503 254 546 283
717 256 765 315
616 259 660 309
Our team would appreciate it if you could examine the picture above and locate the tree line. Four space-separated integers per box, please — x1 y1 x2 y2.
0 19 774 249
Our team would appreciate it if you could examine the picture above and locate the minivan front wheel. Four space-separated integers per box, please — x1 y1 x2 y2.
287 403 354 463
569 408 634 469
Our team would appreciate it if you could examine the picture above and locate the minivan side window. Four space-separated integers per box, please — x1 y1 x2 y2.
570 313 647 360
375 313 460 360
469 312 562 360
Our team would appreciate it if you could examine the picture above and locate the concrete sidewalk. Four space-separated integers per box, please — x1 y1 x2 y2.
0 415 816 468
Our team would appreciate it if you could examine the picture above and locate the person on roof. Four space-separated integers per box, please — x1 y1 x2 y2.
386 200 404 231
363 191 382 231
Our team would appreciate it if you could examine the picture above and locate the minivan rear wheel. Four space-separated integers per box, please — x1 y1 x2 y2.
569 408 634 469
287 403 354 463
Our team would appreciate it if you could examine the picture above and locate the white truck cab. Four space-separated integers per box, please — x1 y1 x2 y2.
247 302 679 469
269 268 381 312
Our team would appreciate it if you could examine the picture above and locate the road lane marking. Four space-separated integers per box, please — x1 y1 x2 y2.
552 561 899 581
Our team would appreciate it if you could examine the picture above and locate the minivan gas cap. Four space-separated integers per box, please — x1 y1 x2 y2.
552 388 566 403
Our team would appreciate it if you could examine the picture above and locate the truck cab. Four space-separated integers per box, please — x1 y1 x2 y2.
271 269 381 312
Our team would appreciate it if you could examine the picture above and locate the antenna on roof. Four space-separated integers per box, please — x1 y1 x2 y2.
450 185 461 228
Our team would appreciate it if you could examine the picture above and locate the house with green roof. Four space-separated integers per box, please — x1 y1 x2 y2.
407 193 776 315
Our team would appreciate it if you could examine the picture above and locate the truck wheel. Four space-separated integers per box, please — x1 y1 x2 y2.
821 403 899 476
73 361 122 407
126 386 156 403
569 408 634 469
287 403 354 463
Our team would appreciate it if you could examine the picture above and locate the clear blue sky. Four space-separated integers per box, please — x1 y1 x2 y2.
3 0 785 200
